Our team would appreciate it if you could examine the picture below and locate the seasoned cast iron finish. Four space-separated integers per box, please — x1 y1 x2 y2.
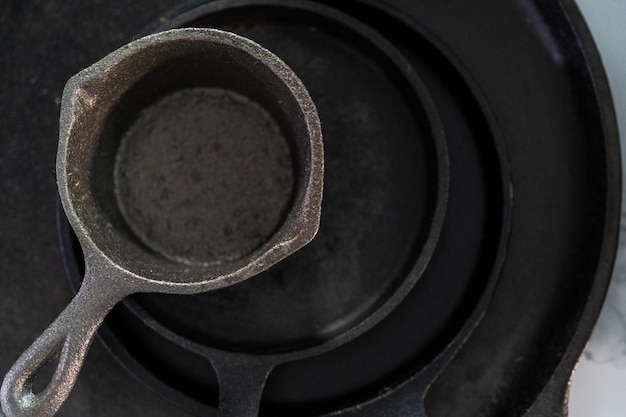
0 28 324 417
0 1 620 417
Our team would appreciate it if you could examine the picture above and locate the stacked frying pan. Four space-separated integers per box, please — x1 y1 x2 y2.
0 0 619 416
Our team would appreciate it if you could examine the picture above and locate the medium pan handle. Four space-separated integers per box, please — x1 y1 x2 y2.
0 270 129 417
211 356 275 417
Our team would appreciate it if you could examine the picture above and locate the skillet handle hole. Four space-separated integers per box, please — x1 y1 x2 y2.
29 348 62 396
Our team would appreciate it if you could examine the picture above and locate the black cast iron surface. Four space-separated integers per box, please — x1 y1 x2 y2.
0 0 620 416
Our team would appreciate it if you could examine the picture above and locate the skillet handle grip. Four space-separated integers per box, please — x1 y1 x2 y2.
0 274 126 417
212 356 274 417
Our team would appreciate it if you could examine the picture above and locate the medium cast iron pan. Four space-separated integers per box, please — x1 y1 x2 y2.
0 28 324 417
57 2 450 416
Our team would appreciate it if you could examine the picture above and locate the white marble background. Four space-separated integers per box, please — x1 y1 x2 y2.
568 0 626 415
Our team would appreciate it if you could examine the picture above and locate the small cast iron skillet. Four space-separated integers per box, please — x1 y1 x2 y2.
0 28 324 417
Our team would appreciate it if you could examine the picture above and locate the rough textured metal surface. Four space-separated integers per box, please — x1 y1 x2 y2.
0 1 619 417
114 87 294 265
0 27 323 417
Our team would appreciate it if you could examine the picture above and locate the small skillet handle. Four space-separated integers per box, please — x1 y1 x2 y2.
0 270 128 417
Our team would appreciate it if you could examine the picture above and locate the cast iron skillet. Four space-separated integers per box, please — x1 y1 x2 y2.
0 0 618 416
1 27 325 417
61 2 450 416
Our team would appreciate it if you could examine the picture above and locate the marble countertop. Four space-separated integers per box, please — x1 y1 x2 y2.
568 0 626 415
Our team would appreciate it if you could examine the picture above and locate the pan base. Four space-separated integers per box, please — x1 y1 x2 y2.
114 87 294 265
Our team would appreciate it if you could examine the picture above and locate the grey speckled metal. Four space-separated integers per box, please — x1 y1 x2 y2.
0 28 323 417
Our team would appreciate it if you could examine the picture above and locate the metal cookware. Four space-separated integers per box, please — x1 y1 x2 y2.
0 28 323 417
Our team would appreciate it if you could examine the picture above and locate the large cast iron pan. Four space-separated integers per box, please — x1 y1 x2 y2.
0 0 619 416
